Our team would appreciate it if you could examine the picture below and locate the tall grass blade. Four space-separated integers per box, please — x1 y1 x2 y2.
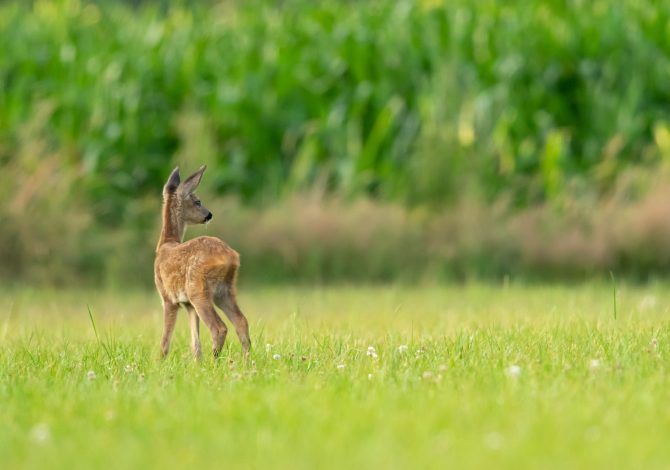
87 304 112 360
610 271 616 320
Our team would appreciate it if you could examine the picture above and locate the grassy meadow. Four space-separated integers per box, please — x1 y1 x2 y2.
4 2 670 469
2 283 670 469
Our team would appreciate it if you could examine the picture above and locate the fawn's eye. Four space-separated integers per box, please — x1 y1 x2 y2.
194 200 201 207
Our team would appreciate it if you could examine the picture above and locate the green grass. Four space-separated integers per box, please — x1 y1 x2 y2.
2 283 670 469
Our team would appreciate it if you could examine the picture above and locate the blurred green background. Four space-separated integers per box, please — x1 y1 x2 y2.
2 0 670 286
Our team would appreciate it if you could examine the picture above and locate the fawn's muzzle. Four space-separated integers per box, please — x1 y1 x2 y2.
204 212 213 222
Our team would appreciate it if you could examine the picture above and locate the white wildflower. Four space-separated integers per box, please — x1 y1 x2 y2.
506 365 521 378
87 370 97 381
265 343 273 352
585 426 601 441
484 432 503 450
368 373 373 380
366 346 378 359
639 295 658 311
272 353 281 360
589 359 601 370
336 364 345 370
398 344 408 353
30 423 50 444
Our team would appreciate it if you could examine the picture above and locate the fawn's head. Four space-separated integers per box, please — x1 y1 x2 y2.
163 165 213 224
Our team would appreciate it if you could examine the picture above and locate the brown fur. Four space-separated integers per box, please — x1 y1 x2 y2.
154 166 250 360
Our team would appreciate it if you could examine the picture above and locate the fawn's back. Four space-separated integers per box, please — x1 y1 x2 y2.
155 235 240 305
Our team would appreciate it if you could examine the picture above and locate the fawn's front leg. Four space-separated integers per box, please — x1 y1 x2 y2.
160 301 179 358
185 303 202 360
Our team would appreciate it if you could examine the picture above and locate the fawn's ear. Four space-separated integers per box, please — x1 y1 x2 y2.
164 167 181 193
179 165 206 195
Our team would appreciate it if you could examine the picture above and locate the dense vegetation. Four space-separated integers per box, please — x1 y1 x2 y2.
2 0 670 285
4 0 670 211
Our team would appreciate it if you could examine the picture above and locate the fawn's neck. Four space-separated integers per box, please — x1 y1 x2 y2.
157 193 185 250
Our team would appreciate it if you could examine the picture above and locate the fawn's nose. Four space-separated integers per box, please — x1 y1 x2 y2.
204 212 213 222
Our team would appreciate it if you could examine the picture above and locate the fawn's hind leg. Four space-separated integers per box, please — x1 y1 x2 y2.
214 288 251 354
191 298 227 358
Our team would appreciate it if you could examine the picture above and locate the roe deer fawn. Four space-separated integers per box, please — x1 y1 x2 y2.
154 165 250 360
